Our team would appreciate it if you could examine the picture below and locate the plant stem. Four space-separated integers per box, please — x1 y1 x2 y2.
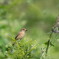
46 31 53 55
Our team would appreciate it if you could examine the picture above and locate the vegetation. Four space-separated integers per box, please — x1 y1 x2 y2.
0 0 59 59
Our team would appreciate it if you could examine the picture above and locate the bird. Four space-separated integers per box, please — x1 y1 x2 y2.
15 28 27 40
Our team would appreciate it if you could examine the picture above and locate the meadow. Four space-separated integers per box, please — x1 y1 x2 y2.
0 0 59 59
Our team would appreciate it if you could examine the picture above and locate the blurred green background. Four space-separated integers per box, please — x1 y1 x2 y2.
0 0 59 59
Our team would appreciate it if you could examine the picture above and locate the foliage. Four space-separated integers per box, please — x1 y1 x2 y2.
0 0 59 59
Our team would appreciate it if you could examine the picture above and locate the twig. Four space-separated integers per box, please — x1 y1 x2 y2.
45 31 53 55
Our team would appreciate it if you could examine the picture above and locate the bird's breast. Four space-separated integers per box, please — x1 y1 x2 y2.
18 31 25 39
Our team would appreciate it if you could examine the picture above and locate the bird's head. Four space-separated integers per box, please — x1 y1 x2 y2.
21 28 27 31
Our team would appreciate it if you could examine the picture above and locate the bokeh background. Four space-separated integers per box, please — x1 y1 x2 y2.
0 0 59 59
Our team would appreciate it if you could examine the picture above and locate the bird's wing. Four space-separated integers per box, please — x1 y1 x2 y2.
15 33 20 40
15 31 23 40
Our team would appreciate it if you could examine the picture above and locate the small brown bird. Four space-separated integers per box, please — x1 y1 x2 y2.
15 28 27 40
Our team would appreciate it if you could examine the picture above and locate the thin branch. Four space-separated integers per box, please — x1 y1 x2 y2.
45 31 53 55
